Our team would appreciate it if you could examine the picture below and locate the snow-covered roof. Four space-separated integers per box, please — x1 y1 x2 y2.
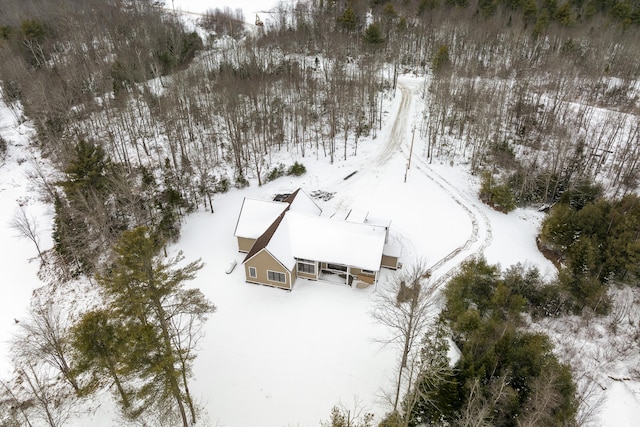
345 209 368 223
330 210 390 229
266 211 387 272
330 211 349 221
383 243 402 258
234 198 289 239
286 189 322 216
366 215 391 229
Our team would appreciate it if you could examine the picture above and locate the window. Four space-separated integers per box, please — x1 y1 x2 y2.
361 269 375 276
267 270 286 283
297 259 316 274
248 266 257 278
327 263 348 272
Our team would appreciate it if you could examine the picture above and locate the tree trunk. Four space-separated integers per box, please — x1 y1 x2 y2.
153 298 190 427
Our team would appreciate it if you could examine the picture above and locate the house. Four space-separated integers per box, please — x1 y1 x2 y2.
234 189 401 290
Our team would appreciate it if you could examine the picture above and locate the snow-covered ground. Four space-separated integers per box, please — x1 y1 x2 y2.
1 3 639 423
169 0 273 14
0 98 54 379
0 73 558 426
165 77 563 426
167 0 294 28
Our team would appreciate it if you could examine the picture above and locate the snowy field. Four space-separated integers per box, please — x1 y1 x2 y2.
1 2 640 425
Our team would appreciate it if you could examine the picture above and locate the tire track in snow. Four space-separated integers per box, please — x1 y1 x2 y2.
375 84 410 167
393 82 492 288
329 79 493 291
409 159 493 288
339 79 492 287
329 83 411 212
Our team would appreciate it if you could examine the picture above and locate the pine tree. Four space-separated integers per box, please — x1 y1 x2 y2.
523 0 538 23
404 320 458 426
363 23 385 45
337 6 358 32
71 309 132 408
61 139 110 199
52 192 91 275
432 44 450 74
97 226 214 426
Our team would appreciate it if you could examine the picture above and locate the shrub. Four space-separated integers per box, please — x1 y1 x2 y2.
479 172 516 213
234 172 249 189
287 161 306 176
0 135 6 158
266 163 286 182
410 258 579 426
214 176 229 193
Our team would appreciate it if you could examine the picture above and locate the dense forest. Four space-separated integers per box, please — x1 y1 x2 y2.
1 0 640 425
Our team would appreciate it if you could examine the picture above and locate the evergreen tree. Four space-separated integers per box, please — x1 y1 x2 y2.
52 192 92 275
97 226 214 426
556 2 574 25
70 309 132 407
540 193 640 309
19 19 49 68
411 258 579 425
61 139 110 199
523 0 539 23
337 6 358 32
432 44 450 74
479 172 517 213
404 320 458 425
533 9 551 37
363 23 385 45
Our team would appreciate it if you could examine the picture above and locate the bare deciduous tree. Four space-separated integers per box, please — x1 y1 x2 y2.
321 399 374 427
371 261 438 411
456 376 515 427
14 362 71 427
0 378 34 427
400 321 455 427
14 299 80 394
10 205 43 260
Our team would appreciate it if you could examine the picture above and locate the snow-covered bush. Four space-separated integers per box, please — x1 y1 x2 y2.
287 162 306 177
0 135 6 158
479 172 516 213
214 176 230 193
266 163 286 182
234 172 249 189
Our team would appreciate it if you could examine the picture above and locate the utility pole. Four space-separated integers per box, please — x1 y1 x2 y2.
408 126 415 169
